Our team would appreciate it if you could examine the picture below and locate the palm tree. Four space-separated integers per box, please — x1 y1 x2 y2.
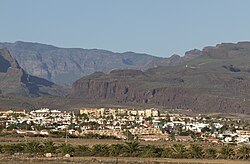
57 143 74 155
74 145 91 156
170 144 187 158
2 143 25 154
188 144 203 158
236 145 250 160
219 145 235 159
91 144 109 156
140 145 163 158
124 130 133 141
24 141 42 154
43 140 56 153
108 144 123 157
161 147 172 158
204 147 217 159
122 141 140 157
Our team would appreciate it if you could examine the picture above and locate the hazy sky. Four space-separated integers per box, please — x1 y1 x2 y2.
1 0 250 57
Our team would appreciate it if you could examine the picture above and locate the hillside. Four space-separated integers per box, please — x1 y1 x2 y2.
0 41 161 85
0 41 201 86
71 42 250 114
0 49 67 97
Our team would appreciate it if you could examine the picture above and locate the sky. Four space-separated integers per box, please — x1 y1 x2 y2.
1 0 250 57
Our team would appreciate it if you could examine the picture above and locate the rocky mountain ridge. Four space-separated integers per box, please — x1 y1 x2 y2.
0 41 202 85
2 41 250 114
0 48 67 97
71 42 250 114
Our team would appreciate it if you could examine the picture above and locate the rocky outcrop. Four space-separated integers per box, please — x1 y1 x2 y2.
72 75 249 114
0 41 165 85
203 42 250 58
0 49 67 97
183 49 203 60
0 41 203 86
71 42 250 114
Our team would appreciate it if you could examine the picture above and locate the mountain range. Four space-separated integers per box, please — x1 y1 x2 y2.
71 42 250 114
0 41 200 85
1 41 250 115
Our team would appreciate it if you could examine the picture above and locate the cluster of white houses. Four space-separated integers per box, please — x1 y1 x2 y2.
30 108 72 118
80 107 159 118
0 108 249 143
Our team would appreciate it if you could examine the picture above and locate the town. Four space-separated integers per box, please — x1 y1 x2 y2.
0 107 249 144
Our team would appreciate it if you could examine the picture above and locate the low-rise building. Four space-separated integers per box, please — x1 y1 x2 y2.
175 135 194 142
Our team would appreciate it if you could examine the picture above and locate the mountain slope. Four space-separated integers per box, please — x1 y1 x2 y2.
0 41 202 86
0 48 67 97
0 41 162 85
71 42 250 114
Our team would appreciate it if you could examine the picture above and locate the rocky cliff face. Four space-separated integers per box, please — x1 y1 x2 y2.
0 41 165 85
72 76 249 114
71 42 250 114
0 41 203 86
0 49 67 97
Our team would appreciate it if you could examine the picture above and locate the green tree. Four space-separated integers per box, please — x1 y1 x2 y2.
124 130 133 141
24 141 42 154
204 147 217 159
140 145 163 158
57 143 75 155
201 126 210 133
188 144 203 158
2 143 25 154
161 147 172 158
236 145 250 160
92 144 109 156
74 145 92 156
43 140 56 153
108 144 124 157
220 124 229 133
170 144 187 158
219 145 234 159
122 141 140 157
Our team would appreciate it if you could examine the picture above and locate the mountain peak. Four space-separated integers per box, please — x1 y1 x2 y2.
0 48 20 71
0 48 66 97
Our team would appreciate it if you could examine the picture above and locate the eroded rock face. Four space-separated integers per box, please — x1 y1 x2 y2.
72 77 249 114
71 42 250 114
184 49 203 60
0 49 67 97
0 41 204 86
0 41 165 85
71 70 143 100
0 48 20 71
203 42 250 58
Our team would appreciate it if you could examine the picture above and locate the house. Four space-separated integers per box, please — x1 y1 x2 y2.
204 137 220 143
145 108 153 117
139 134 170 141
152 110 159 117
236 137 249 143
16 130 38 135
0 121 6 127
175 135 194 142
236 130 250 138
185 122 209 132
40 130 49 135
224 137 233 143
0 109 26 116
138 110 145 116
16 130 27 134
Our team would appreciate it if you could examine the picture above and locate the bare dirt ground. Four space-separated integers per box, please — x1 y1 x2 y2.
0 156 249 164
